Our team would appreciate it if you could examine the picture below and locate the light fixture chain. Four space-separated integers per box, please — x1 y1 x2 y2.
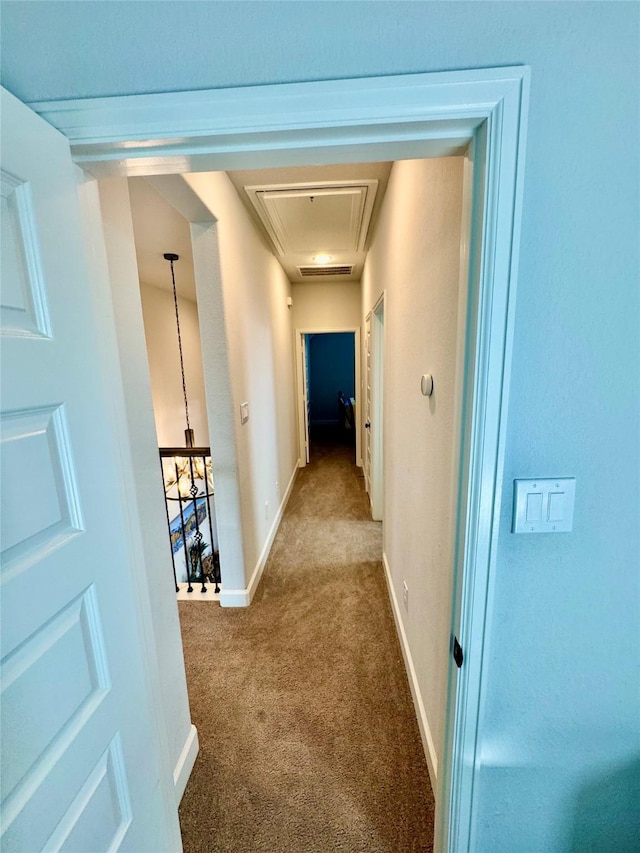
169 257 191 432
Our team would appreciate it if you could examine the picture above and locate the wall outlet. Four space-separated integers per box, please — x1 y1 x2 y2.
402 580 409 611
265 500 269 520
275 481 279 496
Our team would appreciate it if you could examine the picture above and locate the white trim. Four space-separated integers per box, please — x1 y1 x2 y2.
444 80 529 853
29 69 524 177
173 724 199 804
219 461 299 607
371 292 385 315
296 331 310 467
370 295 385 522
382 552 438 783
35 67 531 851
435 145 475 850
363 311 372 497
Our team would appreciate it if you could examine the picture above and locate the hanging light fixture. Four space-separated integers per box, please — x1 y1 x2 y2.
158 253 220 595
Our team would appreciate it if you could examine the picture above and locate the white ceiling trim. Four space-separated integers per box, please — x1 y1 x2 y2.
245 179 378 259
25 68 518 176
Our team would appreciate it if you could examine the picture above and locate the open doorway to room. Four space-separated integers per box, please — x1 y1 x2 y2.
301 330 357 462
97 147 476 853
13 68 528 853
116 154 468 851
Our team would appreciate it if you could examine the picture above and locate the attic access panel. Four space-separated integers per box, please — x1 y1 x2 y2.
245 180 379 257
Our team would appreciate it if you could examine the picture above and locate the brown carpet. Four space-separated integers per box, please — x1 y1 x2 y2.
178 440 434 852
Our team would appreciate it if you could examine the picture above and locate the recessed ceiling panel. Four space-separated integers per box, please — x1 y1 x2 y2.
229 164 391 283
257 185 372 255
246 180 378 258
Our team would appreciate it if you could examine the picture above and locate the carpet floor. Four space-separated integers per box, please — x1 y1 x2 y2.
178 440 434 852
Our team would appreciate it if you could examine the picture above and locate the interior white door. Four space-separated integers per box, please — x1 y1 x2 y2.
364 314 372 495
0 88 178 851
370 299 385 521
301 334 311 464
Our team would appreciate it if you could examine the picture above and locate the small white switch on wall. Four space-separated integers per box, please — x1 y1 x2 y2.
513 478 576 533
240 402 249 424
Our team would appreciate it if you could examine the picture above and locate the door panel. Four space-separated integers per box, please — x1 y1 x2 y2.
0 88 175 852
301 334 310 464
364 314 372 495
370 300 384 521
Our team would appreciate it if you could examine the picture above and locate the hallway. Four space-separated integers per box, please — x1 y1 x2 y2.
178 443 434 852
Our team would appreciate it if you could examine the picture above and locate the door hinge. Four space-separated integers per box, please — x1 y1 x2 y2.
453 636 464 668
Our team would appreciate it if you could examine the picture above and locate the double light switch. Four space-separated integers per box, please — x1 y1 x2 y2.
512 478 576 533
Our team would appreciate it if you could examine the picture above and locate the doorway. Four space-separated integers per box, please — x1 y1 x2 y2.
303 332 356 460
296 328 361 470
40 67 529 853
364 295 385 521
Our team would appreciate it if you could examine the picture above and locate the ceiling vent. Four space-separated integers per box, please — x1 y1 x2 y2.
298 265 354 277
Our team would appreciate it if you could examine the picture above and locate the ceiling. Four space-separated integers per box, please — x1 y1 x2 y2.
227 163 392 283
128 164 392 296
129 178 197 301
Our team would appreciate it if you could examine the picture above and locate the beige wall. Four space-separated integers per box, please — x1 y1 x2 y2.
292 280 361 330
184 171 299 593
362 157 464 784
140 282 209 448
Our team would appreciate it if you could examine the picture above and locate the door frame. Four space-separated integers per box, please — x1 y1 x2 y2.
369 293 385 522
363 311 372 495
295 328 361 468
29 67 530 852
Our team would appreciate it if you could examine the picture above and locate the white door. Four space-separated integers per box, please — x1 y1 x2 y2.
370 299 385 521
363 314 372 494
0 89 178 851
301 334 310 464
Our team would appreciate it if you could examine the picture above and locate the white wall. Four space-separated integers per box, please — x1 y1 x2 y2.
183 171 299 596
139 281 209 448
362 157 464 784
95 177 195 799
292 280 361 330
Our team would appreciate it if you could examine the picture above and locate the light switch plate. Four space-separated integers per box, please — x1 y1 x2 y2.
513 478 576 533
240 402 249 424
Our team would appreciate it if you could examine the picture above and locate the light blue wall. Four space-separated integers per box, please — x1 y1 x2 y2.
2 3 638 850
308 333 355 424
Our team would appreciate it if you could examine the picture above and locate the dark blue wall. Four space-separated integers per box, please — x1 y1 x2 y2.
308 333 355 424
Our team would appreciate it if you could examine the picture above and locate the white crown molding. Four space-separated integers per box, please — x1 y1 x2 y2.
29 67 528 178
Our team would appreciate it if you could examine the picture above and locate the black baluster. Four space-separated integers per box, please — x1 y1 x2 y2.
175 458 192 593
203 454 220 593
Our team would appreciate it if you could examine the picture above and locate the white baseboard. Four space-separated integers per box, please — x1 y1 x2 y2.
382 552 439 785
173 723 199 803
219 462 299 607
